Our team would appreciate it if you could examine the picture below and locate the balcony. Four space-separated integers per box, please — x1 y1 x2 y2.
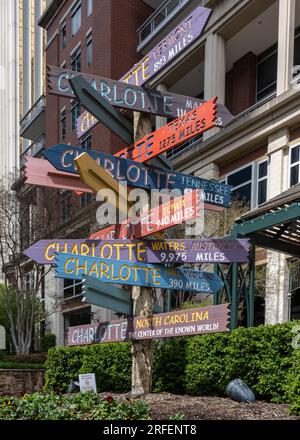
20 134 45 169
20 95 46 141
137 0 191 52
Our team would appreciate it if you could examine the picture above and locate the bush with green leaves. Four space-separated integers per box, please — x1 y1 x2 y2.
0 392 150 420
185 321 299 403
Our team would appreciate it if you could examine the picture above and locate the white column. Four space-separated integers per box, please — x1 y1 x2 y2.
34 0 43 102
265 128 290 324
0 0 19 182
204 33 225 103
276 0 295 96
204 32 225 139
23 0 31 114
155 83 168 130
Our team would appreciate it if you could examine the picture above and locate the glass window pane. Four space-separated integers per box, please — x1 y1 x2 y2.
291 146 300 164
290 165 299 186
87 39 93 65
257 52 278 96
294 34 300 67
232 182 252 205
258 180 267 205
87 0 93 16
258 161 267 178
227 166 252 187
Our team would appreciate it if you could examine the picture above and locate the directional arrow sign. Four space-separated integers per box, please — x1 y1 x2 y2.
69 76 133 145
54 253 224 294
67 304 230 346
47 65 232 128
82 276 132 315
114 98 217 162
23 238 249 265
82 276 162 315
24 156 93 193
43 144 232 208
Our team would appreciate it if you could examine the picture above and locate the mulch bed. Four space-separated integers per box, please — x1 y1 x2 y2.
101 392 299 420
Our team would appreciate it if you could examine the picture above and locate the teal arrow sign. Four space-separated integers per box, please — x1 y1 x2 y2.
55 253 223 294
82 276 162 315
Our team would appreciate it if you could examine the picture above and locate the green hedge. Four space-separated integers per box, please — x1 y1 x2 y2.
45 321 300 414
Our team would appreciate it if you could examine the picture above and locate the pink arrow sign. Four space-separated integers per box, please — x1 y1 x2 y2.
24 156 93 193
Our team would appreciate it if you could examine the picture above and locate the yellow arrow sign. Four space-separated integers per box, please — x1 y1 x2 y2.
75 152 165 238
75 152 130 219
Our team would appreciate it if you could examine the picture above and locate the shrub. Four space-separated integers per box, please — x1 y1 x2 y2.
286 349 300 415
41 334 56 352
153 338 187 394
185 321 299 402
44 346 85 392
79 343 132 392
0 392 150 420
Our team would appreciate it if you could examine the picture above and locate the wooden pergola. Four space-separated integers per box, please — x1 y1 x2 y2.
214 183 300 330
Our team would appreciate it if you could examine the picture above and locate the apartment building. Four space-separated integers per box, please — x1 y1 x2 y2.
34 0 300 345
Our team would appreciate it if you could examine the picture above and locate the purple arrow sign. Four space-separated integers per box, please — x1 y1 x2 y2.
120 5 212 87
24 238 250 265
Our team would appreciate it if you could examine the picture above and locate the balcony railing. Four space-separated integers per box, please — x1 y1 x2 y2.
20 95 46 135
137 0 191 51
20 134 45 168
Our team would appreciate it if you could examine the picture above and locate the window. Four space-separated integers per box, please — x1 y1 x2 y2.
61 22 67 49
80 193 91 208
71 100 80 130
71 3 81 36
256 44 277 102
81 134 92 149
86 34 93 66
224 161 268 209
61 191 72 221
60 109 66 141
71 47 81 72
257 160 268 205
63 278 83 299
227 165 253 207
87 0 93 16
290 145 300 186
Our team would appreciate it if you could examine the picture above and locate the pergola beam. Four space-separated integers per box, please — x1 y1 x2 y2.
250 232 300 258
231 202 300 237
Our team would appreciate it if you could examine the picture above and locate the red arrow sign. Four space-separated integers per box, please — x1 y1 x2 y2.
114 97 217 162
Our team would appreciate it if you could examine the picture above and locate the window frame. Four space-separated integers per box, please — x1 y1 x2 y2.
70 47 81 72
61 22 67 49
71 2 82 37
256 159 268 206
71 100 80 130
60 108 66 142
86 33 93 66
289 144 300 187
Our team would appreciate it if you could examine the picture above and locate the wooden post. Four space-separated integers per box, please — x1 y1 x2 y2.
131 112 155 396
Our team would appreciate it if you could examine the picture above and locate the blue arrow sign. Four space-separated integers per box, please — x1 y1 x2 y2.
55 253 224 294
43 144 232 208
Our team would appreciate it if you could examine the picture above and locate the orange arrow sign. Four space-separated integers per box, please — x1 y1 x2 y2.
114 97 217 162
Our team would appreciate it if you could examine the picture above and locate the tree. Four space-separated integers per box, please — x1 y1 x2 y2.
0 178 56 354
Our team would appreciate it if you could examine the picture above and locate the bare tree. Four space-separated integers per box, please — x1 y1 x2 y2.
0 178 55 354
